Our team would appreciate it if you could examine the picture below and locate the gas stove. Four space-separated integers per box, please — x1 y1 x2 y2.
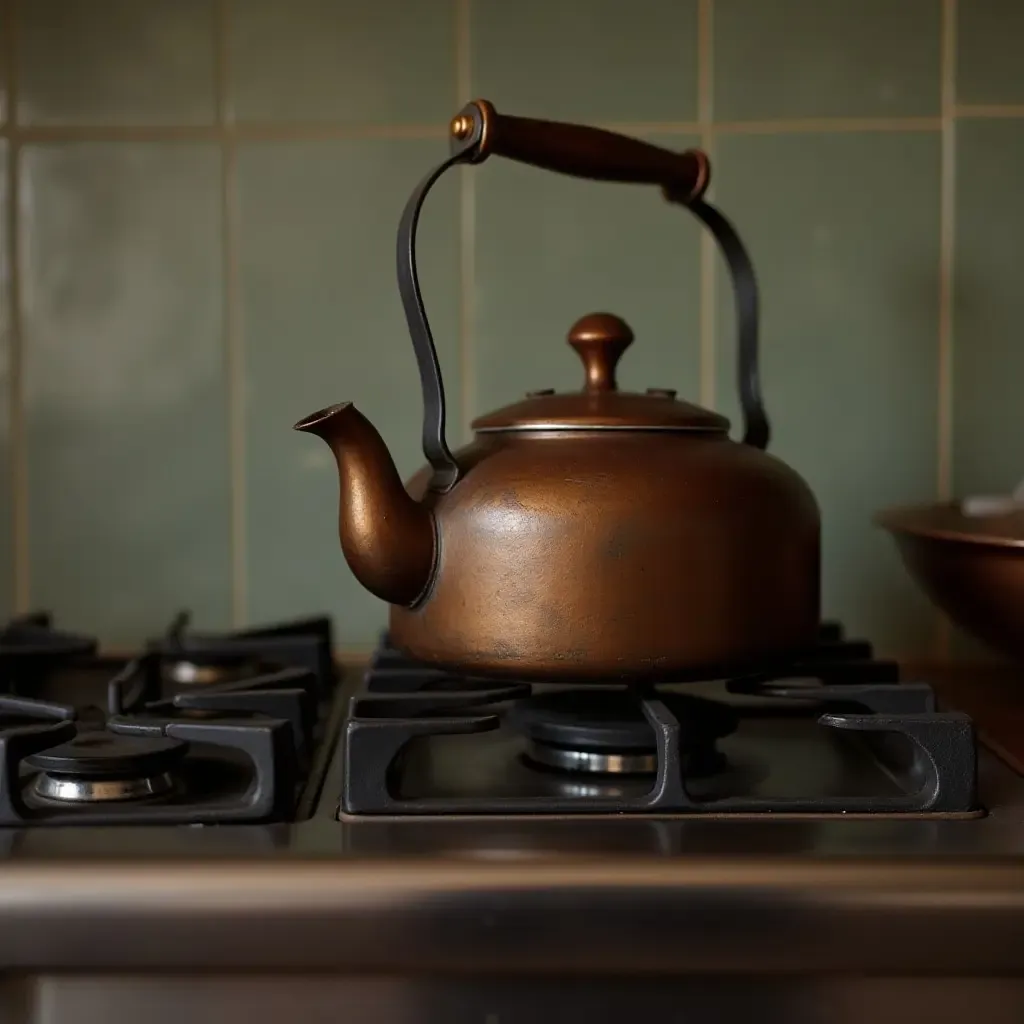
0 611 341 827
3 613 1024 1023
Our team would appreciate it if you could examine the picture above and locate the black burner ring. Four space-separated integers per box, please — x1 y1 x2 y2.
25 733 189 778
509 689 738 752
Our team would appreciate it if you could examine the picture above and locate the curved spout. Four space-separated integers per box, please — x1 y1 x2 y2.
294 403 436 607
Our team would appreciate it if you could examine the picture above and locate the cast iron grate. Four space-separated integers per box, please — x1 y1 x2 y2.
0 612 334 826
343 623 977 816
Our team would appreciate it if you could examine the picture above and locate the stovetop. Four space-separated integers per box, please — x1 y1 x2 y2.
0 612 1018 836
0 613 1023 974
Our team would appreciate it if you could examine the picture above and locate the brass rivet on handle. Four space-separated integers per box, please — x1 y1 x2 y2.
450 115 472 140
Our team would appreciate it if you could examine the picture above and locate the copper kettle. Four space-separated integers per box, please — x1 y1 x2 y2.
296 100 820 682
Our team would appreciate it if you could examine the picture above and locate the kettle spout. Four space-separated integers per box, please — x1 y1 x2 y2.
294 403 436 607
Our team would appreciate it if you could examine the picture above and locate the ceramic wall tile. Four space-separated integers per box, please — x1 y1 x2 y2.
473 134 703 422
471 0 698 123
21 143 229 644
714 132 942 655
957 0 1024 105
16 0 216 125
713 0 941 121
229 0 455 123
953 119 1024 497
237 139 458 647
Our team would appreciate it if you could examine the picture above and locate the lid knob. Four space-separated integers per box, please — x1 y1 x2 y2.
568 313 634 393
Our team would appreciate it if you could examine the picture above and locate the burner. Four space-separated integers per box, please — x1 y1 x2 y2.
163 659 242 686
25 733 189 805
510 689 738 776
528 744 659 775
149 610 335 697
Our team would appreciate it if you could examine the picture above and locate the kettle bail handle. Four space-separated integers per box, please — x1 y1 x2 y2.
397 102 768 491
397 148 473 492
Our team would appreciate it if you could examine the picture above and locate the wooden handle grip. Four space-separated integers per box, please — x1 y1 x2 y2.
450 100 710 203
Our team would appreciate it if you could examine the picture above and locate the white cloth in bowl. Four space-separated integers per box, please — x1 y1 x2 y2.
962 479 1024 517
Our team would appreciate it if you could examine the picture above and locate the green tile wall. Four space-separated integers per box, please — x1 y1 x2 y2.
471 0 699 122
714 131 941 654
713 0 941 120
22 142 230 644
17 0 217 125
2 0 1022 658
473 137 703 414
228 0 456 123
238 138 459 639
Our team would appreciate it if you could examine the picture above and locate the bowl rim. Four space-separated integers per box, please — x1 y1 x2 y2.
876 502 1024 551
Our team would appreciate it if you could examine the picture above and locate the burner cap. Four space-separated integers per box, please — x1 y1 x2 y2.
25 733 188 778
164 659 239 686
510 689 737 776
511 689 737 751
32 771 179 804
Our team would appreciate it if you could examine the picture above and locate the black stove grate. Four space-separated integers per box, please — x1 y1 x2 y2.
343 623 978 816
0 612 336 826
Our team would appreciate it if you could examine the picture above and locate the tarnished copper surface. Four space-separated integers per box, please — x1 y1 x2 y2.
472 315 731 433
880 502 1024 548
879 503 1024 663
391 425 819 682
294 403 435 607
569 311 632 391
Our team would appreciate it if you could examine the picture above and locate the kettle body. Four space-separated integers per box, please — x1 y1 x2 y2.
390 427 819 681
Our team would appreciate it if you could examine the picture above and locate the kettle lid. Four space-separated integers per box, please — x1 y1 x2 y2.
472 313 730 434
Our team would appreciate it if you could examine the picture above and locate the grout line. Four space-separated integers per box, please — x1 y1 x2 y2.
937 0 956 504
712 116 942 135
0 123 447 143
455 0 474 441
4 124 223 142
215 0 246 628
697 0 716 409
697 0 713 127
954 104 1024 119
0 117 966 146
935 0 958 661
4 0 27 613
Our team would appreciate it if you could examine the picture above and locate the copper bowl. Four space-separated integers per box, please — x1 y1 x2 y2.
877 502 1024 662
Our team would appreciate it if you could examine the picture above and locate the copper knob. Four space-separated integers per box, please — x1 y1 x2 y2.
568 313 634 393
450 114 473 140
